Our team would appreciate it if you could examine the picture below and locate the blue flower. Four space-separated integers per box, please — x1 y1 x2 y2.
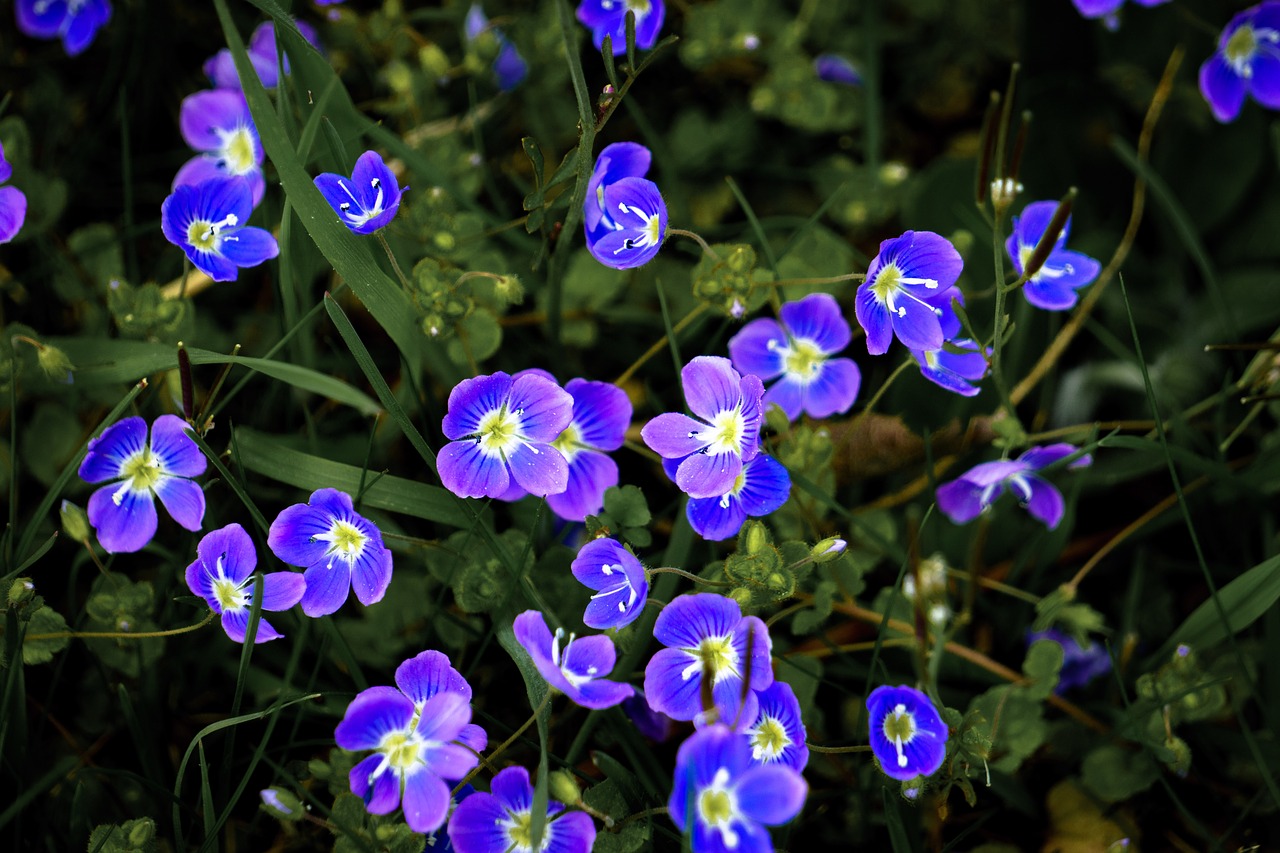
644 593 773 726
438 371 573 500
641 356 765 500
393 650 489 754
184 523 305 643
204 19 322 90
1072 0 1168 30
314 150 406 235
935 443 1092 530
728 293 861 421
0 141 27 244
576 0 665 56
571 537 648 630
911 338 990 397
174 90 265 208
622 691 676 742
160 177 279 282
583 142 666 270
15 0 111 56
742 681 808 772
1006 200 1101 311
669 724 807 853
1200 2 1280 122
685 454 790 542
267 488 393 617
585 143 650 232
447 765 596 853
855 230 964 355
78 415 207 553
1027 629 1113 693
513 610 635 710
866 685 948 782
813 54 862 86
336 684 480 833
465 4 528 92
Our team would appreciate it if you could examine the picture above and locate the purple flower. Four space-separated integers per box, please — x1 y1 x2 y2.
174 90 265 208
160 177 279 282
184 523 305 643
1073 0 1168 30
267 488 393 617
0 141 27 244
392 650 489 754
438 371 573 500
1006 201 1101 311
644 593 773 726
935 443 1092 530
576 0 665 56
728 293 861 421
866 685 948 781
686 454 790 542
513 610 635 710
448 765 596 853
623 691 676 742
1028 629 1112 693
15 0 111 56
641 356 765 500
571 537 648 630
855 230 964 355
669 724 807 853
1199 2 1280 123
78 415 207 553
314 150 406 235
335 685 480 834
911 339 990 397
814 54 862 86
742 681 808 772
585 143 651 234
204 19 322 90
465 4 528 91
586 177 667 270
547 378 631 522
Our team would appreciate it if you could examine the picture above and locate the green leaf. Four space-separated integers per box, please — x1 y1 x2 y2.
1080 744 1160 804
1021 640 1063 702
19 605 69 665
1158 552 1280 659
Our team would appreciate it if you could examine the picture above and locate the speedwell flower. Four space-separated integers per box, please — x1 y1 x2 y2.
866 685 948 782
160 177 279 282
391 650 489 754
585 142 650 234
728 292 861 420
641 356 765 500
855 230 964 355
1027 629 1112 693
576 0 665 55
335 688 479 834
184 523 305 643
438 371 574 499
465 4 528 91
814 54 862 86
644 593 773 726
571 537 648 630
548 378 632 521
0 141 27 244
513 610 635 709
448 765 596 853
685 453 790 542
267 488 393 617
204 19 322 90
911 338 990 398
1006 200 1101 311
935 443 1092 530
1072 0 1167 30
78 414 207 553
586 177 668 270
1199 2 1280 122
743 681 809 772
15 0 111 56
669 724 807 853
174 90 265 207
314 150 406 235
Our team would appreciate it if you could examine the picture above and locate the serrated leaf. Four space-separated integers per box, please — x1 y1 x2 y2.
1022 640 1063 701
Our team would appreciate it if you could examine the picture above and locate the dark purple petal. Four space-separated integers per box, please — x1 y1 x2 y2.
88 482 157 553
574 678 635 710
506 442 569 497
222 608 285 644
641 412 709 459
402 771 451 833
336 688 415 749
585 142 652 232
79 416 147 483
565 378 631 450
0 185 28 244
195 522 257 584
736 765 807 824
643 647 703 720
513 610 573 694
15 0 66 38
653 593 743 648
396 649 473 706
814 53 862 86
438 439 511 499
1200 52 1247 123
1012 200 1069 256
152 476 205 532
548 450 617 522
58 0 111 55
780 293 851 354
735 455 791 518
299 562 352 617
442 372 513 439
260 571 306 611
728 317 787 382
935 479 994 525
1020 475 1066 529
1072 0 1124 16
854 282 894 355
508 373 574 442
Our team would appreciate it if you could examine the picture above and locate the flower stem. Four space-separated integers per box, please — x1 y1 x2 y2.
665 228 720 261
848 357 912 435
647 567 730 587
376 231 413 290
766 272 867 288
806 743 873 754
26 610 217 642
612 303 710 385
452 689 554 795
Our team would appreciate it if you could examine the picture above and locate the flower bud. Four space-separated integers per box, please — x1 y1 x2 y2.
549 770 582 805
741 520 770 556
261 787 304 821
36 344 75 383
728 586 754 611
127 817 157 846
810 537 847 562
61 499 91 542
7 578 35 606
494 274 524 305
419 44 450 79
1163 735 1191 778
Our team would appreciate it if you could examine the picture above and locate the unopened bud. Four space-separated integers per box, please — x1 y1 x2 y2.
549 770 581 805
419 44 450 79
261 787 303 820
36 344 75 383
1163 735 1191 778
810 537 847 562
1021 188 1075 281
126 818 157 846
494 274 524 304
60 500 91 542
7 578 35 606
728 586 754 611
741 520 770 556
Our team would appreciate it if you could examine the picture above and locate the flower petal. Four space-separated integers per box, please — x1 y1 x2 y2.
687 492 749 541
641 412 709 459
395 649 473 706
349 753 401 815
1200 52 1247 123
438 439 511 499
643 647 703 721
153 475 206 532
350 543 392 606
299 562 352 617
736 765 808 825
218 225 279 267
179 89 252 153
800 357 860 418
88 482 157 553
260 571 306 611
1022 475 1066 529
548 450 617 522
890 293 945 352
447 787 509 853
506 442 569 497
442 372 513 439
336 687 415 750
196 522 257 584
682 357 741 423
736 455 791 517
779 293 851 353
728 318 787 382
0 185 26 244
508 373 574 442
79 416 147 483
565 378 631 450
413 691 472 743
149 415 208 477
854 283 894 355
401 772 451 834
653 593 743 649
675 448 742 500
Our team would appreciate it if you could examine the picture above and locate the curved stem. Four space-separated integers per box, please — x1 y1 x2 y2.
806 743 873 754
613 806 669 831
452 689 554 795
665 228 719 261
767 272 867 289
648 567 730 587
26 610 216 641
848 358 913 435
376 231 413 290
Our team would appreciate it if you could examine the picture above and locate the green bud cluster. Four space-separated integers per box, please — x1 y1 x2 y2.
107 279 192 344
60 499 91 542
1136 644 1226 725
723 521 796 606
412 258 473 340
690 243 769 318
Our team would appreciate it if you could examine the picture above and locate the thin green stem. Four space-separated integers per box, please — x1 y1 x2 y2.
376 231 413 290
766 273 866 289
612 303 710 385
452 689 554 795
849 358 912 434
27 611 216 641
648 567 731 588
665 228 719 261
806 743 872 754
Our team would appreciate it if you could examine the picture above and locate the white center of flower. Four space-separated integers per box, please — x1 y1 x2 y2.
334 176 386 228
681 634 739 684
217 125 257 175
473 406 528 458
368 728 429 786
212 575 247 613
186 212 238 252
868 262 942 320
311 519 369 569
697 407 746 457
551 422 585 463
748 715 791 762
612 201 662 254
112 447 164 505
590 562 639 614
697 768 741 849
768 336 825 383
552 627 598 689
504 808 554 853
883 703 917 769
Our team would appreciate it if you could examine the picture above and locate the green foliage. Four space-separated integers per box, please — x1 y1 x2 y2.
86 818 157 853
82 573 163 678
330 792 425 853
585 485 652 548
1080 745 1160 804
690 243 770 318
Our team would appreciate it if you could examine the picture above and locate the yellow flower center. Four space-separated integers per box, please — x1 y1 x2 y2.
681 634 740 685
552 423 583 462
1226 24 1257 66
750 716 791 761
626 0 651 15
212 576 247 612
223 128 257 174
782 339 824 381
381 731 423 774
701 408 744 456
120 449 163 492
883 703 917 769
475 406 525 457
699 788 733 825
